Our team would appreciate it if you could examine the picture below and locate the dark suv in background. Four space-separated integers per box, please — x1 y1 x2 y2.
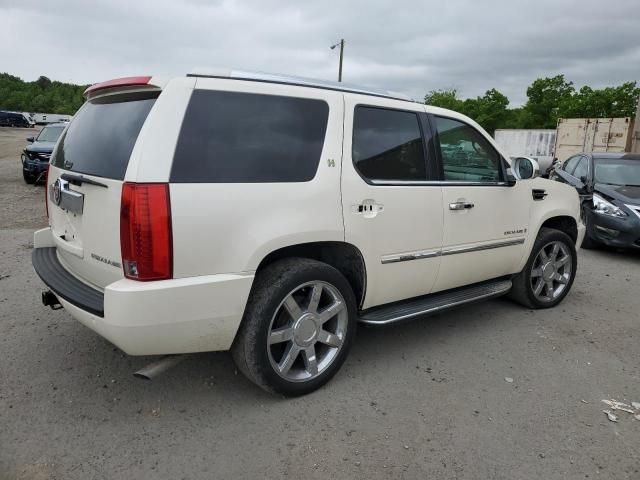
550 152 640 249
0 110 33 127
21 123 65 184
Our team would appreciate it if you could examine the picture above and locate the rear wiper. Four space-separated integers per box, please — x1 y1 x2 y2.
60 173 108 188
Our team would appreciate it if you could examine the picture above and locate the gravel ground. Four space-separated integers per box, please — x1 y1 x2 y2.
1 126 639 479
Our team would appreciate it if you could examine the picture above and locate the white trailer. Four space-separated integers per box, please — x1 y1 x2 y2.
554 117 635 162
32 113 72 125
494 129 556 173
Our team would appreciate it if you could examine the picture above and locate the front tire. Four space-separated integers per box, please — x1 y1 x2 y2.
510 227 577 309
231 258 357 396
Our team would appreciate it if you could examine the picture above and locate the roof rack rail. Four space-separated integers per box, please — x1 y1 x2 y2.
187 69 416 103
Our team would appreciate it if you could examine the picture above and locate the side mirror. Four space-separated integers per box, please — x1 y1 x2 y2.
512 157 540 180
26 137 35 143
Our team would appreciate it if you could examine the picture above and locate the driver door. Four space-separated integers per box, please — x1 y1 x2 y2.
429 114 531 292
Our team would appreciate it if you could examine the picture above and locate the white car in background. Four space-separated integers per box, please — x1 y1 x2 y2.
32 71 585 396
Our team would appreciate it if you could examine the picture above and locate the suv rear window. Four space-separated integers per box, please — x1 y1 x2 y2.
171 90 329 183
52 92 157 180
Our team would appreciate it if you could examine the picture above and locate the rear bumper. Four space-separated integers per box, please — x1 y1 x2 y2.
31 230 254 355
33 247 104 316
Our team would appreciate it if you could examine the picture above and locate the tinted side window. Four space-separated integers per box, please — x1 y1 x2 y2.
572 157 588 179
352 107 426 181
434 116 501 182
563 155 580 174
171 90 329 183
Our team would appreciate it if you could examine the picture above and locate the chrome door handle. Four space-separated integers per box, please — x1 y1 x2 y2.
449 202 474 210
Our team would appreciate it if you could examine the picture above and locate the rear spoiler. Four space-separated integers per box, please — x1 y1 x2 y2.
83 76 160 99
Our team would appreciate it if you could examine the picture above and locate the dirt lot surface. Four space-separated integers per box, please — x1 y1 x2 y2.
1 126 639 479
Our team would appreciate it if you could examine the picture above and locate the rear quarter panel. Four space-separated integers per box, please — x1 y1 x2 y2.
167 79 345 277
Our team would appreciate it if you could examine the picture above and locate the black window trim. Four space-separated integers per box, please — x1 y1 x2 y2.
428 113 514 187
351 103 434 186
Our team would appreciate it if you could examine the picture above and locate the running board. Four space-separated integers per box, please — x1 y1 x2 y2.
359 279 513 326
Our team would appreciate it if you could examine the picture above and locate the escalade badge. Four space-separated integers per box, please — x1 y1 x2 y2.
52 179 62 205
91 253 122 269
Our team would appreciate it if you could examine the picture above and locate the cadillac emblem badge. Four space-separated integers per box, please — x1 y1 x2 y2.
52 179 62 205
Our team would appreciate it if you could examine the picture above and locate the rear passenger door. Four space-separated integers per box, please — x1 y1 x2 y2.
341 96 443 309
430 114 530 292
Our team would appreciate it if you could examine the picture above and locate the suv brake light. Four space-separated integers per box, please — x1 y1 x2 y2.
84 76 152 97
45 164 50 218
120 183 172 281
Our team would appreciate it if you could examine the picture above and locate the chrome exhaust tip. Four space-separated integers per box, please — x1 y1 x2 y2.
133 355 187 380
41 290 62 310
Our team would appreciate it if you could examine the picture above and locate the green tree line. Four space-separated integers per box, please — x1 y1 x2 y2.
425 75 639 134
1 72 638 133
0 73 87 115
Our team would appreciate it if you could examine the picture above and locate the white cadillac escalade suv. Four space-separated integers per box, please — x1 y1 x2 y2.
32 71 585 396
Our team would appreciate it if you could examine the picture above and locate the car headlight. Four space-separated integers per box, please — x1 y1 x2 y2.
592 193 627 218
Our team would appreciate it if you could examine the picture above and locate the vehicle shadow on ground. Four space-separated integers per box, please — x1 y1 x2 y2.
40 296 522 415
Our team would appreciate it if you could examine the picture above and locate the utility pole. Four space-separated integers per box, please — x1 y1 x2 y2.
330 39 345 82
633 94 640 153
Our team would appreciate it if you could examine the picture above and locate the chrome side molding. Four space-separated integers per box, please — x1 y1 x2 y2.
381 238 525 264
440 238 525 256
381 249 440 264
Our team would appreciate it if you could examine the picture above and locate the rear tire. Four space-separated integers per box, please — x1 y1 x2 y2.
231 258 357 396
509 227 577 309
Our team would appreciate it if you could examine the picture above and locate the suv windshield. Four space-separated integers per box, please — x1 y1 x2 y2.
594 159 640 186
52 91 157 180
36 126 64 143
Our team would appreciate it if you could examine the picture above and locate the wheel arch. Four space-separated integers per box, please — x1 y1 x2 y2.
255 241 367 309
517 204 581 273
539 215 578 244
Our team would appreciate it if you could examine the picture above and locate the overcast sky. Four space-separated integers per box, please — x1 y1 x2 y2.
2 0 638 105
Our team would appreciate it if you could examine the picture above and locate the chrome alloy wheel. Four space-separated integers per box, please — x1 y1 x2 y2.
530 240 572 302
267 281 348 382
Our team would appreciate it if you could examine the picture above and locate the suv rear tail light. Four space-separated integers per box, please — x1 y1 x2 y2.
45 164 50 219
120 183 172 281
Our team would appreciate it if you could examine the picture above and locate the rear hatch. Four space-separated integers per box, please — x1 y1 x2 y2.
48 89 158 289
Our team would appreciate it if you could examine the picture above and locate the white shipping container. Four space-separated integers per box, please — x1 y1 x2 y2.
631 101 640 153
554 117 635 162
494 129 556 172
32 113 72 125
